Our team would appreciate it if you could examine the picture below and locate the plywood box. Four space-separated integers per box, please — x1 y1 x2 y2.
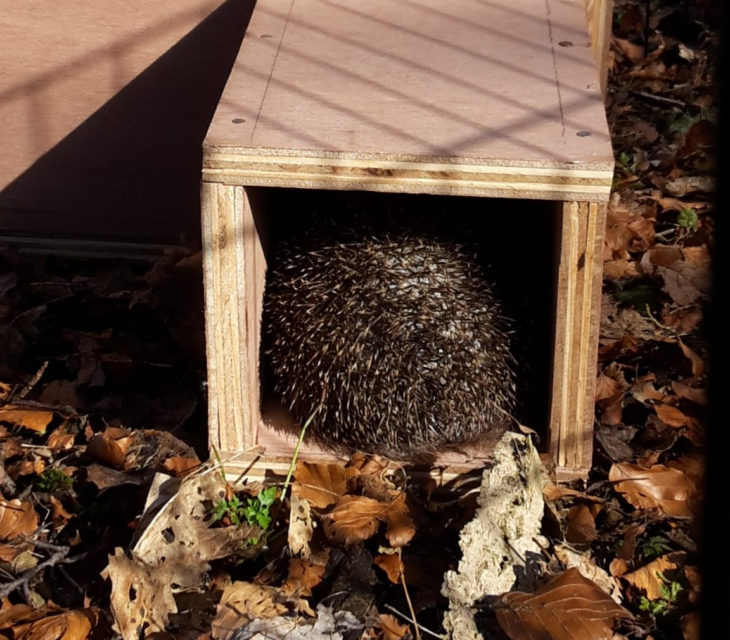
0 0 252 242
202 0 614 481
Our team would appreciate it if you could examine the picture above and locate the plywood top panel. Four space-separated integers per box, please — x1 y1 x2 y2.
204 0 614 200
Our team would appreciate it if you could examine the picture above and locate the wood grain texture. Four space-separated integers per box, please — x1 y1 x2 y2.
203 0 614 200
550 201 607 480
202 182 257 454
583 0 614 96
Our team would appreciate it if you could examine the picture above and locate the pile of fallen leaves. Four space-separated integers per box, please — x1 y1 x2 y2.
0 0 715 638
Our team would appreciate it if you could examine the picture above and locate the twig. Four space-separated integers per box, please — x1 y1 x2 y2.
0 542 70 599
398 548 422 640
16 361 49 399
630 90 686 108
383 604 441 639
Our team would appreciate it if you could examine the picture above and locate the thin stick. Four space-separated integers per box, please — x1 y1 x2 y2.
383 604 441 639
398 548 422 640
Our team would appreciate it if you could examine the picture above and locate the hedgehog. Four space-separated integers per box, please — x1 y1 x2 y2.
262 219 518 458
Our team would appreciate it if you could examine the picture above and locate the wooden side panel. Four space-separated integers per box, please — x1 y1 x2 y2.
201 182 262 456
550 201 607 480
584 0 614 96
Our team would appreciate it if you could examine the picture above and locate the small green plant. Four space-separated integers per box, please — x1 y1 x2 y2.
638 571 683 616
677 207 699 231
212 486 278 529
639 536 672 560
34 468 74 493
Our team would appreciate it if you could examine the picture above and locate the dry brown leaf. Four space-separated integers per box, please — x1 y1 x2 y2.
614 38 645 62
322 495 384 545
46 427 75 452
0 382 12 401
383 492 415 548
293 461 347 509
609 463 695 518
654 404 689 428
596 374 622 401
543 485 603 503
621 554 682 600
161 456 200 477
565 504 597 544
662 306 703 334
377 613 409 640
375 553 404 584
603 259 639 279
103 547 177 640
0 406 54 434
495 568 633 640
288 493 314 558
0 602 44 630
681 611 700 640
281 557 325 598
14 610 91 640
670 382 707 406
667 453 704 491
664 176 714 196
609 558 628 577
6 458 46 479
49 496 74 530
605 196 655 259
86 432 132 468
684 565 701 604
211 582 286 640
0 496 38 541
678 340 704 377
631 379 665 404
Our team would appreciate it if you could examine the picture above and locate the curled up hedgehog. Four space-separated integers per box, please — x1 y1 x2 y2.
263 218 518 459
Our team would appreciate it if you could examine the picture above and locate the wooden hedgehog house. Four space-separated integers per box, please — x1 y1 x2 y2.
201 0 615 481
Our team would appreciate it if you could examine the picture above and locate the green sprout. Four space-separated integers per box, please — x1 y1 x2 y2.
212 486 278 530
639 536 672 561
638 571 683 617
677 207 699 230
34 468 74 493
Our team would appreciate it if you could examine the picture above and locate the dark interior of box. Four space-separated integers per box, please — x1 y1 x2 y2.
251 186 558 457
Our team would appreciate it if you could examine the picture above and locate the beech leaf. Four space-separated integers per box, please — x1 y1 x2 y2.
609 462 695 517
495 568 632 640
293 461 347 509
321 495 384 545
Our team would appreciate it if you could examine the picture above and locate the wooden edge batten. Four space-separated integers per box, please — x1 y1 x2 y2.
583 0 614 97
550 201 607 481
202 182 254 454
202 152 614 203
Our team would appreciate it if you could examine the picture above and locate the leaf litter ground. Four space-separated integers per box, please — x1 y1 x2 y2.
0 0 716 638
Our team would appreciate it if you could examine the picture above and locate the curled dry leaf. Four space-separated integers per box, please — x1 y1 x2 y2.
375 553 404 584
322 495 384 545
495 568 633 640
609 463 695 518
0 406 54 434
14 610 92 640
670 382 707 406
654 404 689 428
86 431 132 468
565 504 597 544
0 496 38 541
46 427 75 452
383 492 415 548
293 461 347 509
281 557 326 598
621 553 683 601
211 582 287 640
377 613 410 640
679 341 704 377
161 455 200 477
